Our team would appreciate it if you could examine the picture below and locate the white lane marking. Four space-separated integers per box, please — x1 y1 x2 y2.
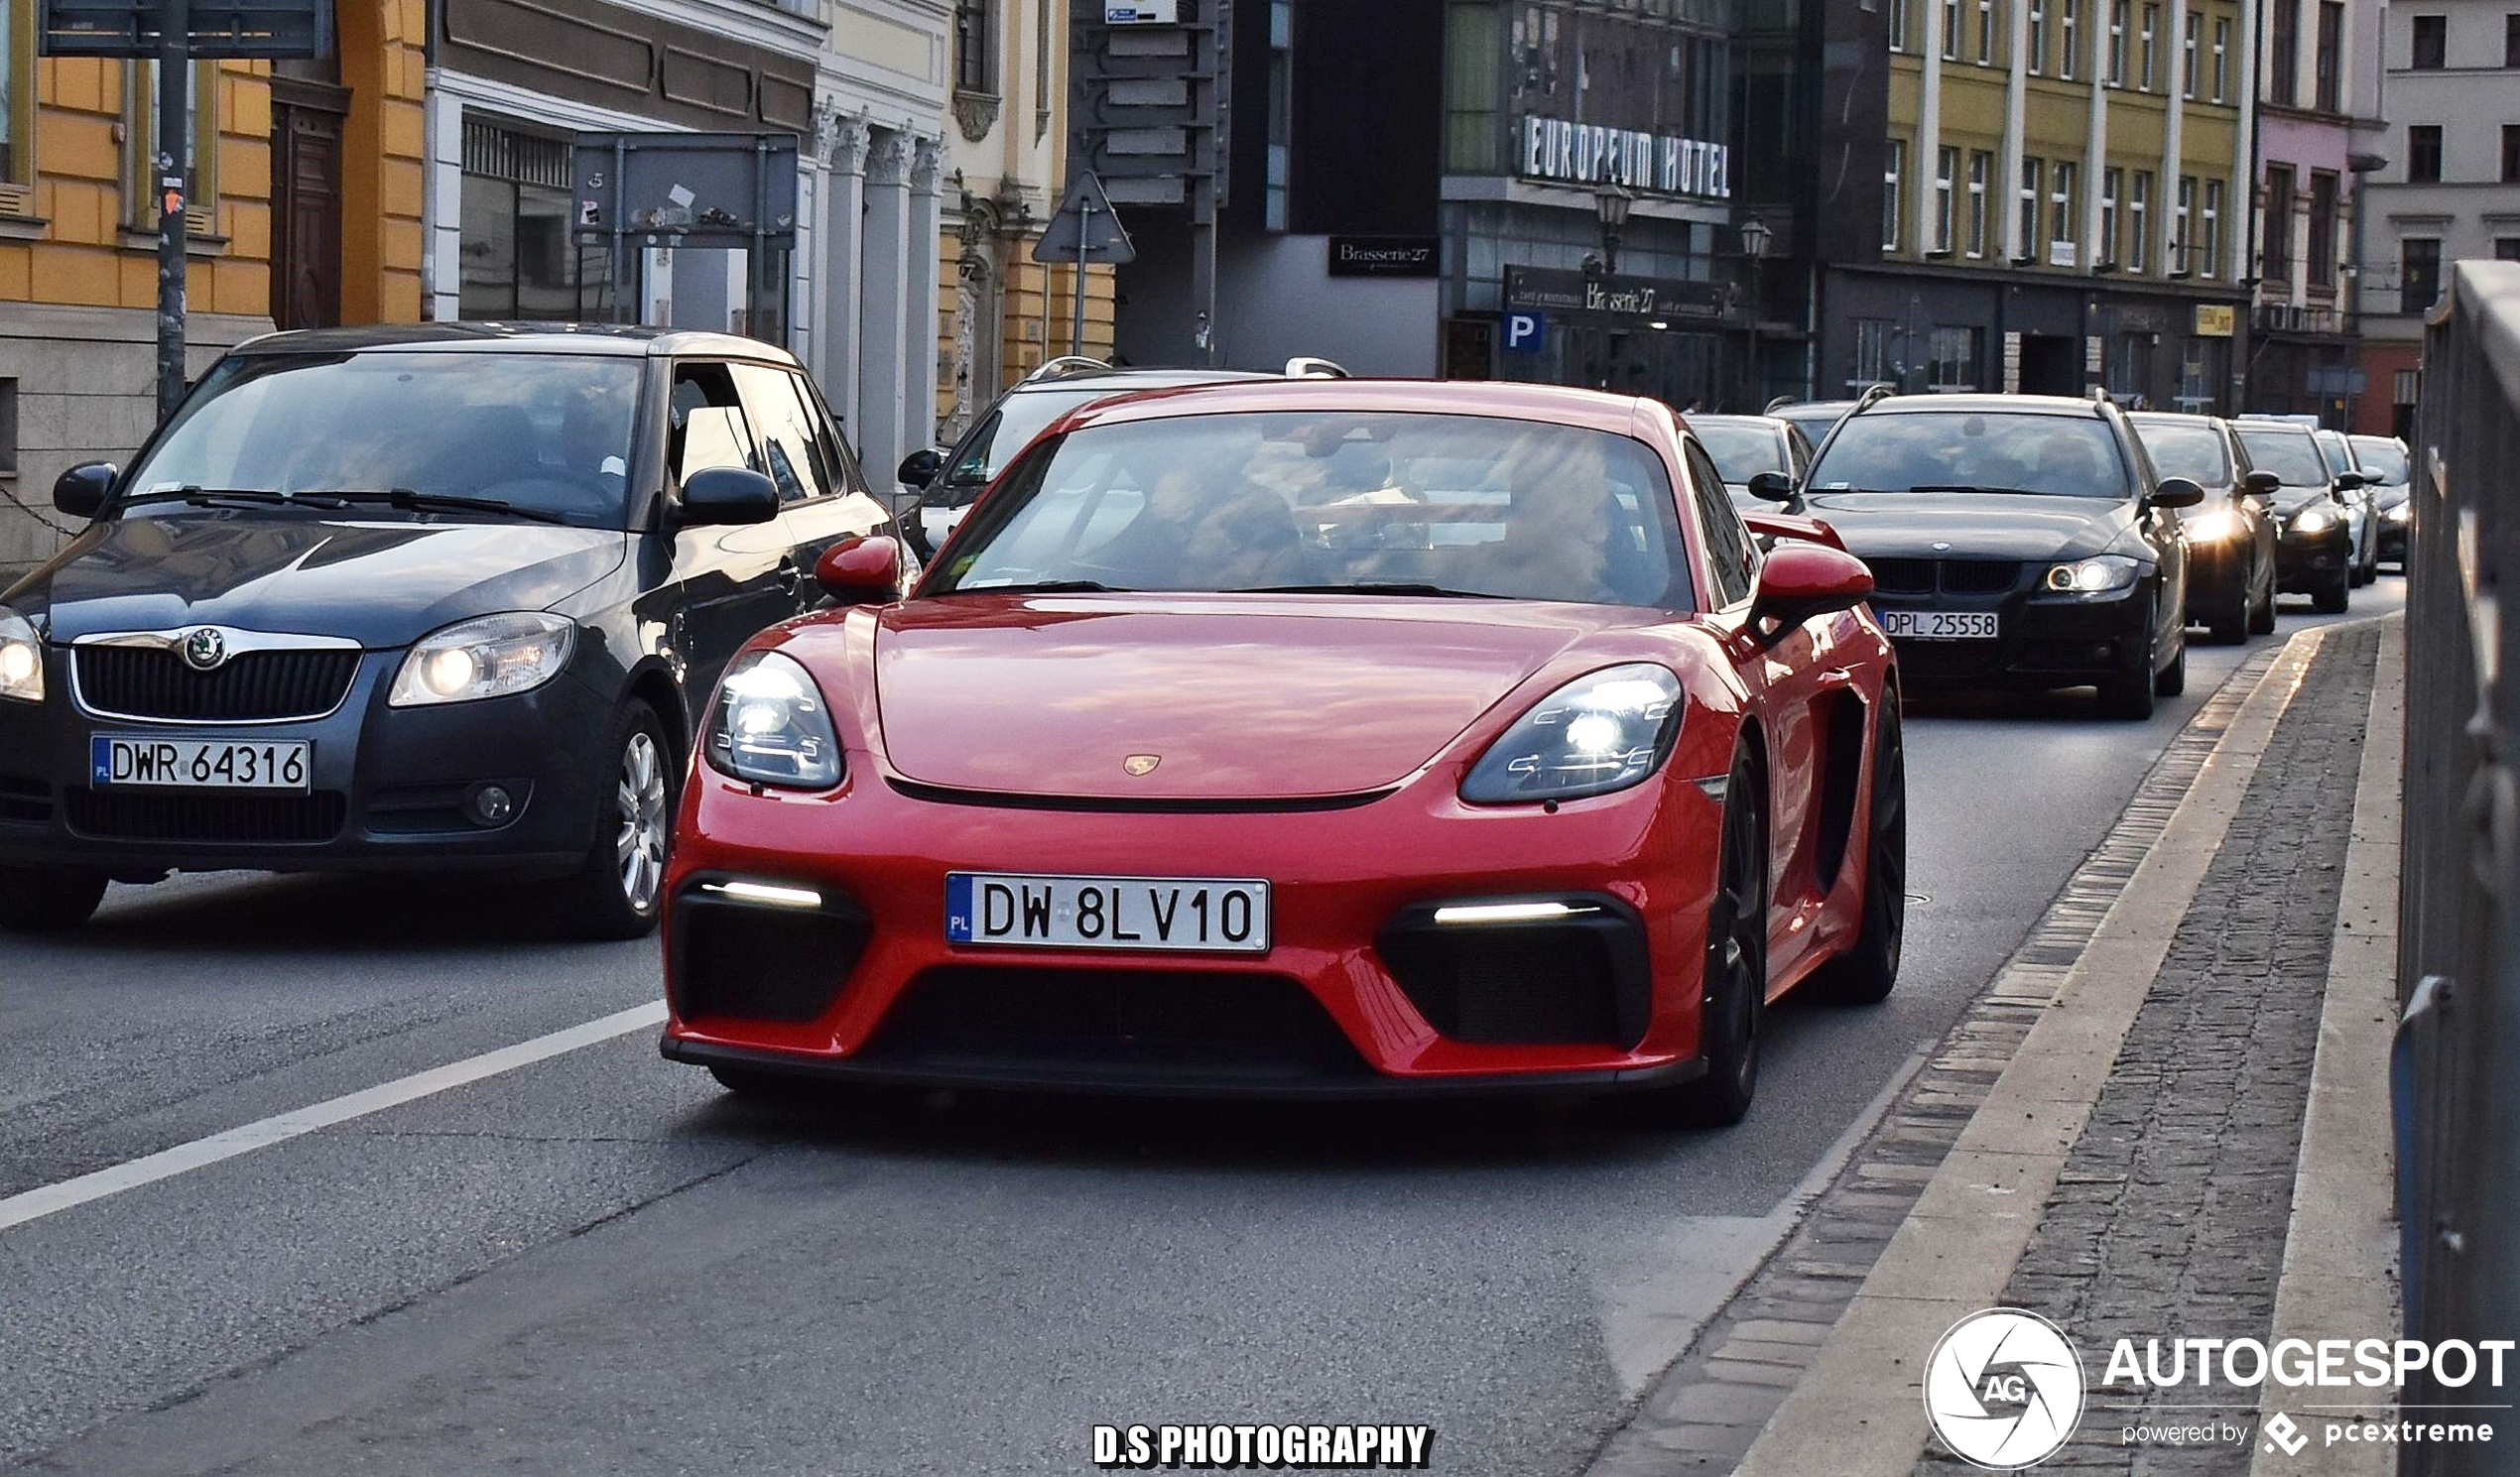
0 1002 666 1235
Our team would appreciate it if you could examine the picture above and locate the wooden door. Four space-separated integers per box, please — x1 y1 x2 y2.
270 82 345 330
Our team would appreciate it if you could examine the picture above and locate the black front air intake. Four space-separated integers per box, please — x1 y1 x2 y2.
1376 895 1653 1048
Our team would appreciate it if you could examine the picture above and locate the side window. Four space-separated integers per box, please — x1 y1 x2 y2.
732 362 836 505
1685 440 1759 606
669 363 757 487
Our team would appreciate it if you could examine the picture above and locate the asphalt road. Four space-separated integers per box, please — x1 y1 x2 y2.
0 577 2404 1477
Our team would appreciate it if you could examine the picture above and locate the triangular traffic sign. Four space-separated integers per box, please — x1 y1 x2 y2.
1032 173 1137 265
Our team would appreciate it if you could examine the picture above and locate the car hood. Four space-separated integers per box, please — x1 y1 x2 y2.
862 595 1629 800
2270 489 2339 519
1799 490 2135 563
18 513 629 647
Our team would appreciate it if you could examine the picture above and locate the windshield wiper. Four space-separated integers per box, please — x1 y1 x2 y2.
325 489 568 525
1906 484 2053 497
117 486 349 510
1230 582 1507 598
951 579 1127 595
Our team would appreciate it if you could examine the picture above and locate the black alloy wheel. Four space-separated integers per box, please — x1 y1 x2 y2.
2155 628 2188 696
1657 748 1770 1129
2312 562 2351 615
1816 697 1905 1006
2101 625 2159 720
2249 562 2279 635
0 865 109 932
2206 583 2250 645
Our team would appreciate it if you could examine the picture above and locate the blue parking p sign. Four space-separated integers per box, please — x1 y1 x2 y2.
1504 311 1547 354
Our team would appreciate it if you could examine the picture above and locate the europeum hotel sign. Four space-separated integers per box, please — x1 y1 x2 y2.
1519 116 1731 200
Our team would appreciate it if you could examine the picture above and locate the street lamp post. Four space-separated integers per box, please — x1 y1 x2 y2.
1595 185 1634 276
1739 214 1773 410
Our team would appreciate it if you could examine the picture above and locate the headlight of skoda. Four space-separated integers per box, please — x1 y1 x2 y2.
2043 554 2143 593
0 605 42 703
2183 509 2244 543
2291 507 2335 536
388 612 575 706
1460 664 1684 804
704 650 842 790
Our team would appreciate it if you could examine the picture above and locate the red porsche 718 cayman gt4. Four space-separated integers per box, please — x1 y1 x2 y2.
659 381 1903 1126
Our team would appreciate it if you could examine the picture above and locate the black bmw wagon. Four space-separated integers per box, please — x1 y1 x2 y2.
0 324 903 936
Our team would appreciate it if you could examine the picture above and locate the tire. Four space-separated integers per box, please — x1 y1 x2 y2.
2206 590 2248 645
555 700 677 940
2100 627 2158 720
1814 697 1905 1007
1656 749 1769 1129
0 866 109 931
2312 565 2350 615
2155 631 2187 696
2249 569 2278 635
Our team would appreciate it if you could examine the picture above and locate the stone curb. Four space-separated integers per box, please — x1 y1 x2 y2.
2245 611 2405 1474
1727 627 2336 1477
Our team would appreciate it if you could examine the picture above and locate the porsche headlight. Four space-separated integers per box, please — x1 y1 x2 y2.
704 650 842 790
1460 664 1683 804
0 606 42 704
2291 507 2335 536
2184 509 2244 543
389 612 575 706
2043 555 2142 593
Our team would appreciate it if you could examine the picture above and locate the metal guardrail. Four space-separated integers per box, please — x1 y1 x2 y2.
2395 260 2520 1476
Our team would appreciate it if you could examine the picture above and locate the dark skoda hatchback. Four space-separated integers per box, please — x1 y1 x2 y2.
0 324 901 936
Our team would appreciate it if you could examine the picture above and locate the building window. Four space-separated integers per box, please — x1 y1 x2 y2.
2108 0 2128 81
2028 0 2046 71
2497 237 2520 261
2271 0 2299 104
1979 0 1999 62
2202 179 2223 277
1266 0 1291 230
2401 237 2441 313
1854 319 1896 388
1928 326 1982 390
122 61 218 234
458 119 610 321
2263 167 2294 278
2212 18 2229 98
2409 125 2444 183
2308 170 2337 283
1443 1 1501 173
2100 166 2122 264
2019 157 2043 259
1890 0 1909 52
955 0 996 94
1935 147 1957 250
2315 1 2341 109
0 0 29 209
2173 174 2195 272
2141 4 2159 87
2411 13 2447 67
1967 150 1992 257
1944 0 1962 56
2052 161 2079 264
1884 139 1905 251
2130 171 2151 271
2061 0 2079 75
2507 13 2520 66
2505 123 2520 181
2184 11 2201 96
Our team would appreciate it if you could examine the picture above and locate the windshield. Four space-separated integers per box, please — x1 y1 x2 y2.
930 411 1694 608
1772 404 1851 436
2130 421 2230 483
2236 429 2331 487
1695 422 1788 483
2349 437 2409 483
943 387 1130 491
1806 412 2129 497
2315 432 2356 476
121 351 642 529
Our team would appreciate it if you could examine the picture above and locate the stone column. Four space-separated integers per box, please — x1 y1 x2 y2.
905 137 945 458
859 129 914 506
820 115 870 438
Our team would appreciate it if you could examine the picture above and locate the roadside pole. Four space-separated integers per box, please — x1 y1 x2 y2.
153 0 188 421
1034 173 1136 365
1073 192 1091 358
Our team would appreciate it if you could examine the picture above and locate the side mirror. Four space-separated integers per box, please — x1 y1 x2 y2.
1745 470 1797 504
2148 477 2206 510
2242 469 2281 499
1750 542 1874 638
898 446 946 491
54 461 116 519
678 466 780 527
815 535 904 604
2333 469 2370 490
